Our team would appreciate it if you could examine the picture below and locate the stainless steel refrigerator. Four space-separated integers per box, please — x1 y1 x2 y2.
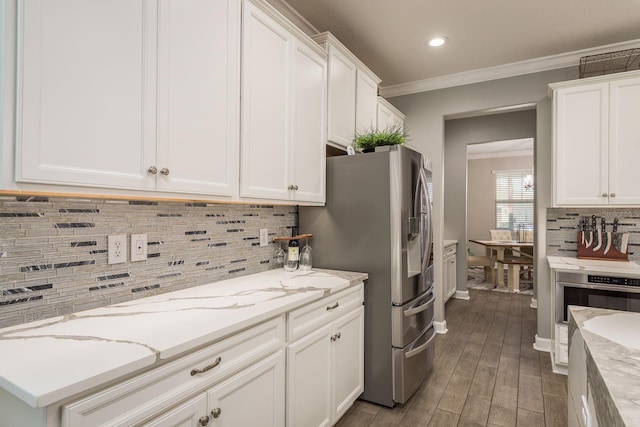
299 145 435 407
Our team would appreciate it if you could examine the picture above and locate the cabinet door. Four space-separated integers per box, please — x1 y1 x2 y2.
240 2 291 200
609 76 640 205
286 324 332 427
377 101 393 130
355 71 378 133
291 41 326 204
207 351 285 427
326 47 357 148
16 0 157 190
554 83 609 205
155 0 239 196
142 395 208 427
447 257 457 299
332 307 364 421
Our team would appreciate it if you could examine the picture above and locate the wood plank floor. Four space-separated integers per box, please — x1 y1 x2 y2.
336 289 567 427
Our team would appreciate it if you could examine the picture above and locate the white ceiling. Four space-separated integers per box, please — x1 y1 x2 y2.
281 0 640 93
467 138 534 160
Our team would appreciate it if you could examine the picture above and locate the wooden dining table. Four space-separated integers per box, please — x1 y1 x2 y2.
469 239 534 292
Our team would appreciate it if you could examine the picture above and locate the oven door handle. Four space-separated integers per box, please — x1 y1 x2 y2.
404 327 436 359
403 294 435 317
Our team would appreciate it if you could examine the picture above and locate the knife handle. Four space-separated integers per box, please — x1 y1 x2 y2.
613 218 619 233
601 217 606 231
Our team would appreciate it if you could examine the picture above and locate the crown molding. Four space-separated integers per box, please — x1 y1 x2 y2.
380 39 640 98
467 149 534 160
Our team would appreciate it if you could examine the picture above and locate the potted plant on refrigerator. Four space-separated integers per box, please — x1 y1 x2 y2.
353 123 408 153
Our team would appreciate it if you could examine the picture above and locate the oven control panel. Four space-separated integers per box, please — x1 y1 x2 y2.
588 275 640 287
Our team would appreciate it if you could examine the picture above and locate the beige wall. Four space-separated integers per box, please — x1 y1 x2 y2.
389 67 578 339
467 155 534 256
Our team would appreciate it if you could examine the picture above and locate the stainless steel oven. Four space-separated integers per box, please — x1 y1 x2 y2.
555 271 640 323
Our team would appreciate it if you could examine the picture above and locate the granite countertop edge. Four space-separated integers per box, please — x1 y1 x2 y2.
569 306 640 426
0 268 368 409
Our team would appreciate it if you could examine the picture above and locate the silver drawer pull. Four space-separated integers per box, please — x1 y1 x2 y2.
211 408 221 418
190 356 222 376
326 301 339 311
160 167 170 176
199 415 210 426
404 294 435 317
405 328 436 359
148 166 158 175
330 332 341 341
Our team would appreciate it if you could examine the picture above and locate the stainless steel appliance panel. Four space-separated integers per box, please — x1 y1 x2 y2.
391 287 435 348
299 145 434 408
555 271 640 322
392 324 436 404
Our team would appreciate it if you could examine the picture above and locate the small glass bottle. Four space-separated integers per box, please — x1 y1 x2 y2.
285 226 299 271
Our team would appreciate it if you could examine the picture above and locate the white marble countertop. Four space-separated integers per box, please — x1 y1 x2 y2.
0 268 367 409
569 306 640 426
548 256 640 277
444 239 458 247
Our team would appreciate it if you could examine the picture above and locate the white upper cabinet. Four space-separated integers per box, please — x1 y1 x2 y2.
355 71 378 132
377 96 405 130
16 0 240 197
155 0 239 196
240 0 326 204
313 32 381 150
552 71 640 206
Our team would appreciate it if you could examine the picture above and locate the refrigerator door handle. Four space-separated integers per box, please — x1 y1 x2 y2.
403 293 436 317
418 167 433 277
404 326 436 358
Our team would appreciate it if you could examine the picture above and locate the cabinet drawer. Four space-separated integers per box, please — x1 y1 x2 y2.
62 316 285 427
444 244 457 257
287 284 363 342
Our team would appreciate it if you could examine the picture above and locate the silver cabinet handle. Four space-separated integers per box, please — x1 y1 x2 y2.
330 332 341 341
610 193 616 198
405 328 436 359
199 415 210 426
288 185 299 190
190 356 221 376
211 408 221 418
148 166 158 175
336 332 341 340
160 167 170 176
602 193 608 197
295 185 299 190
326 301 339 311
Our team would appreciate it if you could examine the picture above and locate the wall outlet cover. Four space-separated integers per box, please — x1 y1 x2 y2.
108 234 127 264
260 228 268 247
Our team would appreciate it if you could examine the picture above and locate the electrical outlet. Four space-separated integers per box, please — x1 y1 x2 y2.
260 228 268 247
108 234 127 264
131 233 147 262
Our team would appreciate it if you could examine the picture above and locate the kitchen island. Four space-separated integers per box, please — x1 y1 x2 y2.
0 268 367 426
568 306 640 427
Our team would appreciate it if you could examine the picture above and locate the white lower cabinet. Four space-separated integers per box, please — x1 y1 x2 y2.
144 351 285 427
1 285 365 427
286 284 365 427
443 242 457 302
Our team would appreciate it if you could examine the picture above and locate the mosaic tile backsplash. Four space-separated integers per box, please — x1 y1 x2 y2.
547 208 640 262
0 196 297 328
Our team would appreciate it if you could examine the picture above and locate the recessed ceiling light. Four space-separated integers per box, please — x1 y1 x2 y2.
428 36 448 47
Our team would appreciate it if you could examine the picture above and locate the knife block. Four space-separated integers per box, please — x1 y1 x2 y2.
576 231 629 261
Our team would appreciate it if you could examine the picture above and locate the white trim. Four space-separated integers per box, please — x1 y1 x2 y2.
468 150 533 160
530 297 538 309
549 351 569 376
380 39 640 97
453 290 470 300
434 320 448 334
533 334 552 352
264 0 319 36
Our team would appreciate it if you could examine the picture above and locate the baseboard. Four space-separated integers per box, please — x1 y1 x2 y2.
549 351 569 376
530 297 538 309
434 320 448 334
454 290 470 300
533 334 552 352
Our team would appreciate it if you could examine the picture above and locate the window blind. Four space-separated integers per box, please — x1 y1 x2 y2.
495 170 533 230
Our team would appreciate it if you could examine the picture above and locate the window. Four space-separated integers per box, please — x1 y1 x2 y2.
494 170 533 230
